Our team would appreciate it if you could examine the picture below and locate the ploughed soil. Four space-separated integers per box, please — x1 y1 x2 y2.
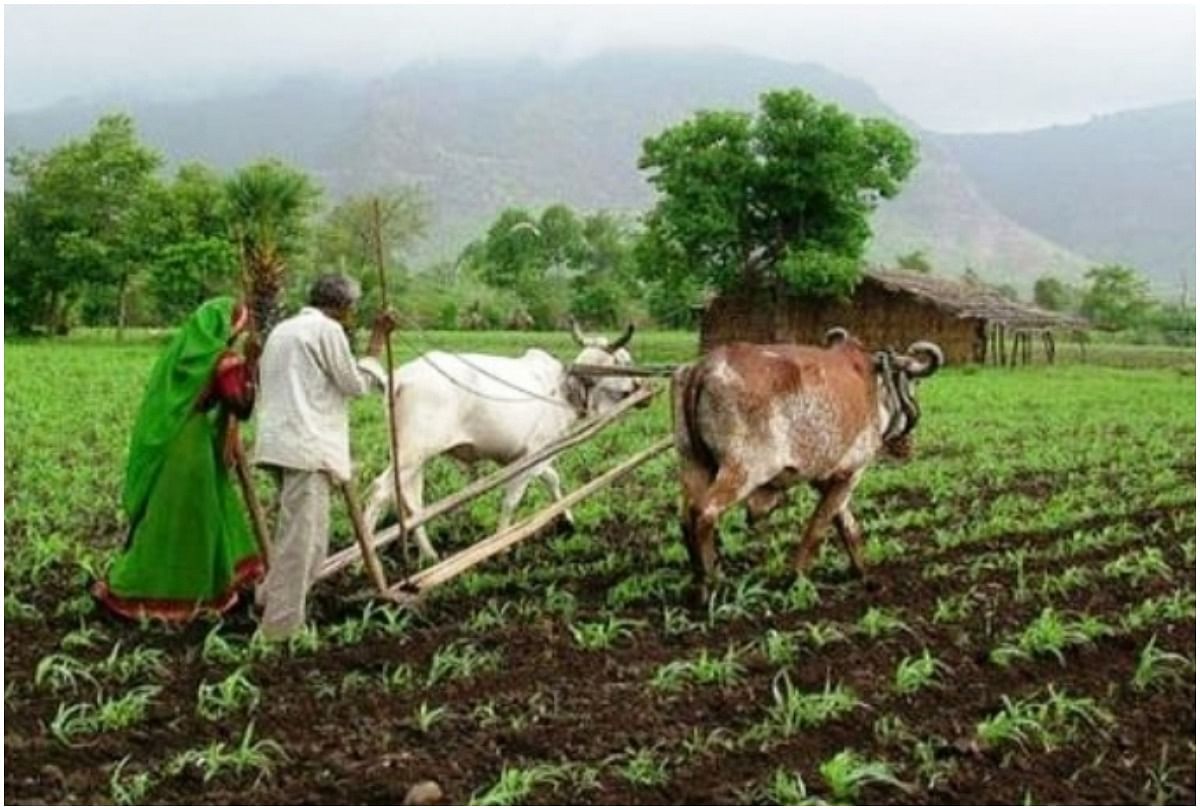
4 486 1196 805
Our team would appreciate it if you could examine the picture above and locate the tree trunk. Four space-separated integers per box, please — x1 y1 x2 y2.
116 275 129 342
51 291 70 336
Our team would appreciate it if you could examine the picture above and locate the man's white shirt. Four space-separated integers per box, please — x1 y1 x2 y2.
253 307 386 482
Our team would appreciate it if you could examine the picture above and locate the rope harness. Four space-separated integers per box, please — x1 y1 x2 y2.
387 320 628 416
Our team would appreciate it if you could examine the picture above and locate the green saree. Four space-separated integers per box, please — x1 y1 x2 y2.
93 297 263 621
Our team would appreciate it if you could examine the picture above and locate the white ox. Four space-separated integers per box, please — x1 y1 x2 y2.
362 323 639 560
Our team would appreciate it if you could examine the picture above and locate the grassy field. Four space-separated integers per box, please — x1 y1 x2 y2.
4 330 1196 804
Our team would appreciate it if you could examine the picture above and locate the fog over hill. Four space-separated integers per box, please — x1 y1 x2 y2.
937 101 1196 293
7 50 1193 291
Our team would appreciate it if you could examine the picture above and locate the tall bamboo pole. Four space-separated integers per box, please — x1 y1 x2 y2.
234 441 271 570
232 241 271 572
372 197 412 572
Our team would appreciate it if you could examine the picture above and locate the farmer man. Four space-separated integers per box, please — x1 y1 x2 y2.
253 273 396 641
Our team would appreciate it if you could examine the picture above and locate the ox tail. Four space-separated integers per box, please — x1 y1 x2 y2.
670 361 719 476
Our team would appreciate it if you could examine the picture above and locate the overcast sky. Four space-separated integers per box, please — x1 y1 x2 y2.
4 4 1195 132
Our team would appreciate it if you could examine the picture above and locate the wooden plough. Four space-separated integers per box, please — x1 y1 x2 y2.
317 377 674 603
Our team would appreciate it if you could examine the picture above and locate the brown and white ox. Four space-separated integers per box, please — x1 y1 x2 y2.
670 328 943 596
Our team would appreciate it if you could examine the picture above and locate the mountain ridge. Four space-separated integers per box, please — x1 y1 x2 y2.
8 50 1188 290
935 100 1196 292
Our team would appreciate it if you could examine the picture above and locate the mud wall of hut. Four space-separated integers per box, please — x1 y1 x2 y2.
699 283 984 365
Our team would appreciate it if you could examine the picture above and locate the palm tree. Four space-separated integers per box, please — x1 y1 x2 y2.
225 160 319 336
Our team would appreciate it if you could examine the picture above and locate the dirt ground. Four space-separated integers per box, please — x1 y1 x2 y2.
5 494 1195 805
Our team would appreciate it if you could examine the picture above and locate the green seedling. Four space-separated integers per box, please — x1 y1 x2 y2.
412 702 449 734
168 721 286 786
819 749 907 802
109 756 155 805
197 667 261 721
615 746 671 787
568 616 642 650
894 650 947 695
471 764 565 805
1131 635 1191 692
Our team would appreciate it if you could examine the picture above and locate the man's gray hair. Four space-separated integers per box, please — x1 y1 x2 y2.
308 273 362 310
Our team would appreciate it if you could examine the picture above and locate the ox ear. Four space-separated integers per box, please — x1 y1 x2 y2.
569 317 587 347
562 373 589 413
824 326 849 347
899 341 944 378
606 323 635 354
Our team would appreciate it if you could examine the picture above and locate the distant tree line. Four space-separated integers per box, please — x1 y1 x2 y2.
892 247 1193 347
5 98 1190 346
1032 266 1194 346
5 91 920 336
4 114 431 336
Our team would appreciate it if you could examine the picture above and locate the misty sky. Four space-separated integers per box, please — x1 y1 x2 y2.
4 4 1195 132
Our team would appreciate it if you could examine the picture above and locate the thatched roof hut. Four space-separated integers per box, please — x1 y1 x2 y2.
699 269 1087 365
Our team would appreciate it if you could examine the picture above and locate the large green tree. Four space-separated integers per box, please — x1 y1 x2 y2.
5 114 164 334
470 205 587 289
1080 264 1152 331
147 163 239 323
460 204 650 328
637 89 916 302
570 212 641 326
472 207 543 290
1032 275 1076 312
461 205 592 328
1147 302 1196 346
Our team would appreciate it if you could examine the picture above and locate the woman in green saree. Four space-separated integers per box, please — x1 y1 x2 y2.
92 297 265 621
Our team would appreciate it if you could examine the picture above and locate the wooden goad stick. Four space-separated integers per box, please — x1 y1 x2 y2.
372 196 412 572
233 439 272 571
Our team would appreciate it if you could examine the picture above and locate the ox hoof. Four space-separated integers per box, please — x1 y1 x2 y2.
552 514 577 537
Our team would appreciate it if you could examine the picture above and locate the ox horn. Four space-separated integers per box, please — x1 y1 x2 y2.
606 323 635 354
902 341 944 378
824 326 849 347
569 317 587 347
